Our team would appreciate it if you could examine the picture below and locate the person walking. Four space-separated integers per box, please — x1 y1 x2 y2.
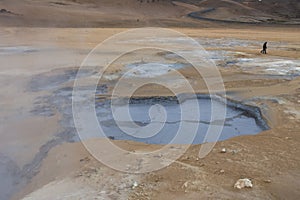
261 42 267 54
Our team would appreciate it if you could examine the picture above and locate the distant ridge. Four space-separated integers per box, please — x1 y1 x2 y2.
0 0 299 27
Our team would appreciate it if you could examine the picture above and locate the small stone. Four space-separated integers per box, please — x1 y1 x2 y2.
234 178 253 189
182 181 188 188
108 136 115 140
196 158 199 161
220 169 225 174
232 150 238 154
264 179 271 183
132 181 138 189
221 148 227 153
80 156 90 162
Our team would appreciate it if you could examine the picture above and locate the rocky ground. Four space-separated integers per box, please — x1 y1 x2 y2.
0 27 299 199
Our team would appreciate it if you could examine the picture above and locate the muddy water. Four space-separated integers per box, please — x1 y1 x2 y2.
96 95 269 144
0 154 22 200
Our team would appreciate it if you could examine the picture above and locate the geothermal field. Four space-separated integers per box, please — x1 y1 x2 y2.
0 0 300 200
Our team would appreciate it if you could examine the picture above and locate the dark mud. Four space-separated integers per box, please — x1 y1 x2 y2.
95 94 269 144
0 154 22 200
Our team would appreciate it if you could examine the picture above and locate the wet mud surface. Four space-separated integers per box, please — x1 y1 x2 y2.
95 95 269 144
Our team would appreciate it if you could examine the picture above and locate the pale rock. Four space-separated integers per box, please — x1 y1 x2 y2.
182 181 188 188
132 181 138 189
264 179 271 183
232 150 238 154
221 148 227 153
234 178 253 189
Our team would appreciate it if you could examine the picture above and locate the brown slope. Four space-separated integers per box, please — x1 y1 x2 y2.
0 0 299 27
179 0 300 24
0 0 195 27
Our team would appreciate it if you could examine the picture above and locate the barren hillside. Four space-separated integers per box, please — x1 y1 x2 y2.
0 0 299 27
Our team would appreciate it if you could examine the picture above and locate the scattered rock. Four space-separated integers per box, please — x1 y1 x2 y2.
234 178 253 189
108 136 115 140
99 191 106 194
182 181 189 193
79 156 90 162
132 181 138 189
232 150 238 154
221 148 227 153
215 169 225 175
51 2 68 6
0 9 8 13
182 181 188 188
0 8 13 14
199 163 205 167
264 179 271 183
